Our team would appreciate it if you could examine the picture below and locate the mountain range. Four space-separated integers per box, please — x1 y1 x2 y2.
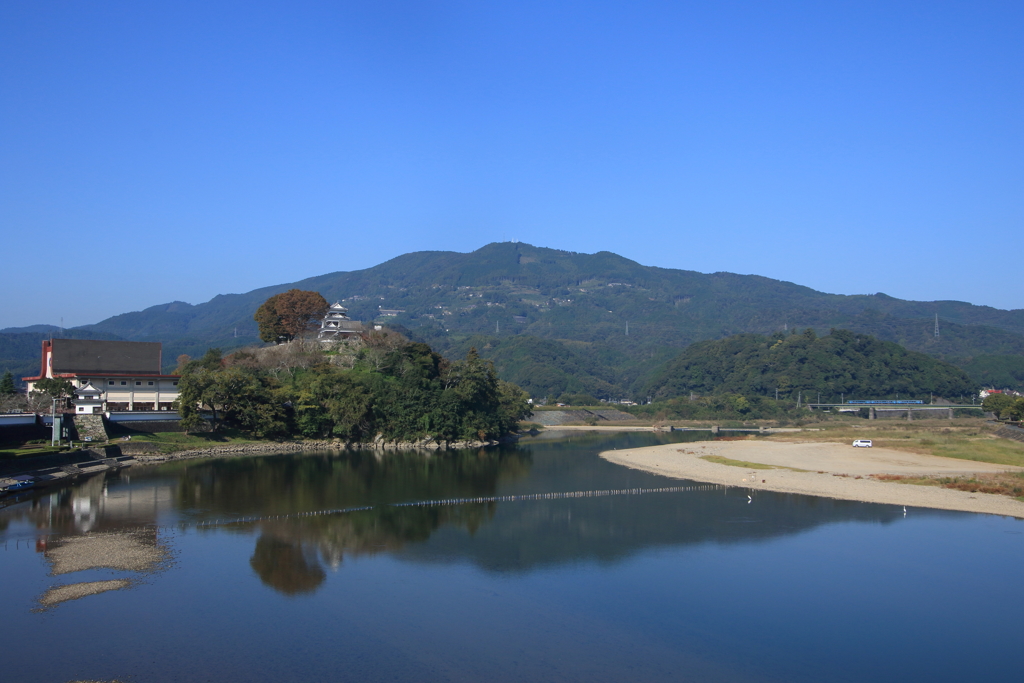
3 242 1024 395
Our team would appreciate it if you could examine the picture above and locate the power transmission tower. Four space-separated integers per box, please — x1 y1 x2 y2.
934 314 940 339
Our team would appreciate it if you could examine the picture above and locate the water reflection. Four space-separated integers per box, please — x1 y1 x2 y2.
187 448 530 593
0 473 176 609
1 433 915 600
1 474 176 535
250 536 325 594
1 433 1020 683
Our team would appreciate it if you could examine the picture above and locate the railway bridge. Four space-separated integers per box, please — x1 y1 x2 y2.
806 402 981 420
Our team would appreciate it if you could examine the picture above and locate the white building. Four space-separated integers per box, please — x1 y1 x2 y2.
73 382 104 415
23 339 181 412
317 302 363 340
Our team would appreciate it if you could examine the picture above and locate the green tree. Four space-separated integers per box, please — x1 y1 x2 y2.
294 368 374 440
177 339 530 444
254 289 329 343
1004 397 1024 422
642 329 979 402
33 377 76 405
0 371 15 396
982 393 1016 419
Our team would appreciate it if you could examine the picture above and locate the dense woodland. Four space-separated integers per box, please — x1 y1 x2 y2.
176 334 531 444
641 329 980 403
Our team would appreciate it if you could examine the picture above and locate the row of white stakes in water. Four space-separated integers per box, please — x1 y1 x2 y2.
194 484 729 528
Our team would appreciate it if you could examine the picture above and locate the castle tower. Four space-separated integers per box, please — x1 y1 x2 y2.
317 302 362 341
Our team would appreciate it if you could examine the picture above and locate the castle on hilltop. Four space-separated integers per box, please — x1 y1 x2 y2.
317 302 363 341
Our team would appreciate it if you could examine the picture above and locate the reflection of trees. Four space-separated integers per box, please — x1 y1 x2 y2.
178 447 531 520
250 536 325 595
173 447 532 595
254 499 497 572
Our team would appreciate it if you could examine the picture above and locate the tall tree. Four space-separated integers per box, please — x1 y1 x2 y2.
32 377 76 407
254 290 329 343
982 393 1016 419
0 371 15 396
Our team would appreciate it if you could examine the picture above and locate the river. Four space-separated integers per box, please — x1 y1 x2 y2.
1 430 1022 682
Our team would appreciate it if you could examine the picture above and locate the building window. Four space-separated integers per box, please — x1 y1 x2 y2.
120 381 127 385
109 381 115 386
135 381 142 386
148 381 154 385
173 381 179 386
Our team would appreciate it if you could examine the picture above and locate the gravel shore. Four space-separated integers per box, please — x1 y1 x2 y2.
601 440 1024 518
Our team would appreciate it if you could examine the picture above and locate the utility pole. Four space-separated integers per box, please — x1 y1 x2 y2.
495 321 500 334
50 398 58 447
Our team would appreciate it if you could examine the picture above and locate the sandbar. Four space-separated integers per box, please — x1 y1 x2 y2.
38 579 131 608
601 440 1024 518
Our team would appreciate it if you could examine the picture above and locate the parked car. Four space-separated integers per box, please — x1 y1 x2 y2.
852 439 873 448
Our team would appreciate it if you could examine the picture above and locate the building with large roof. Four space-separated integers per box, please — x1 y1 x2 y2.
23 339 181 412
317 302 363 341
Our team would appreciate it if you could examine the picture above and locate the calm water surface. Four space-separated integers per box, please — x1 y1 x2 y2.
1 431 1022 682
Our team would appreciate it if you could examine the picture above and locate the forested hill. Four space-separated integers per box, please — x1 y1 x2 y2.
2 242 1023 392
642 329 980 402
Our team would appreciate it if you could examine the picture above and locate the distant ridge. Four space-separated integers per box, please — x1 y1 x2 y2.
3 243 1023 392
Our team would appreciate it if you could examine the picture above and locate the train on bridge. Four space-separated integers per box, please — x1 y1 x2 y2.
845 400 924 405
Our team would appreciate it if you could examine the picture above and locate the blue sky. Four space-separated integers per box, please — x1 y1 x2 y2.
2 1 1021 328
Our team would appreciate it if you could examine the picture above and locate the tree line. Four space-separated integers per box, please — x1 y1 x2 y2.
176 334 531 444
982 393 1024 422
641 328 980 403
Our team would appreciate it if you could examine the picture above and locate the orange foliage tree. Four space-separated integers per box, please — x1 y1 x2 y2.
254 289 329 343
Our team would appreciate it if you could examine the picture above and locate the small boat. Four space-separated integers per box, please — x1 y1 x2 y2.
0 475 37 493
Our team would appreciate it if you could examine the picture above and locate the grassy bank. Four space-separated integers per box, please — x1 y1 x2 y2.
119 429 266 454
0 443 65 459
873 472 1024 502
762 418 1024 468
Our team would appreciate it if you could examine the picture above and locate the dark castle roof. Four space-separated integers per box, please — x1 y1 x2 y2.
51 339 162 375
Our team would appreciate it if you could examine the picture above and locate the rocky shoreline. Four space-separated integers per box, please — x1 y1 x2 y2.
0 435 522 493
131 434 519 464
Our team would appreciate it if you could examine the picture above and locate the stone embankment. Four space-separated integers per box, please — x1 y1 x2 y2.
529 409 637 426
994 424 1024 445
1 434 517 496
126 434 518 464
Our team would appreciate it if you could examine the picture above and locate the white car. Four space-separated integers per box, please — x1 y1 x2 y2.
852 439 873 448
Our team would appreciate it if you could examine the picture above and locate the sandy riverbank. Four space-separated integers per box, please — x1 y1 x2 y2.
601 440 1024 518
542 425 658 432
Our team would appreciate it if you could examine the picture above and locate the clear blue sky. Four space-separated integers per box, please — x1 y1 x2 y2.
2 1 1021 328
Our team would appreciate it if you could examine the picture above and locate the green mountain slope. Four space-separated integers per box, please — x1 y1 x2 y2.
3 243 1022 392
642 329 979 402
0 328 128 384
957 355 1024 391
